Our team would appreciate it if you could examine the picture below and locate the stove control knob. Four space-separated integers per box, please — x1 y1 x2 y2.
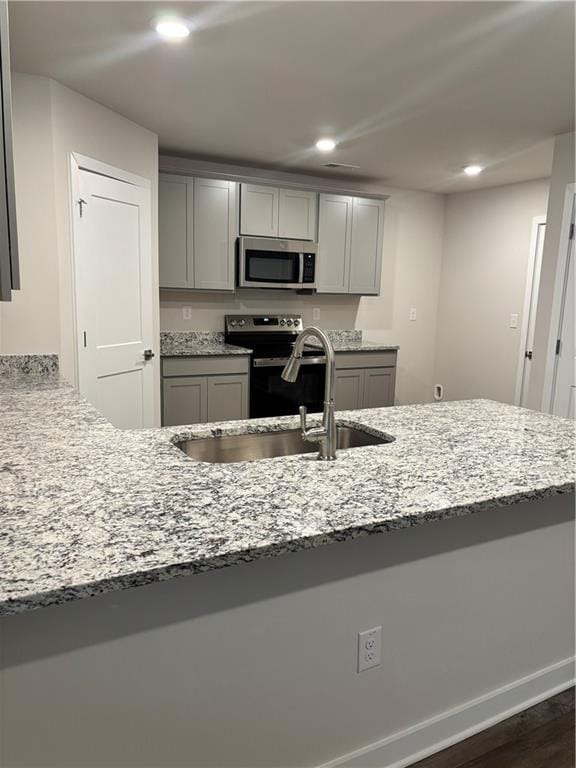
286 318 293 326
280 319 286 326
238 319 245 327
230 320 237 327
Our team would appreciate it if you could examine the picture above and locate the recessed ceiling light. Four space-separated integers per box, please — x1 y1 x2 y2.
463 164 483 176
154 17 191 41
316 138 337 152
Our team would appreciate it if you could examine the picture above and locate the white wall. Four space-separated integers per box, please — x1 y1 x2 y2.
434 179 549 404
528 132 575 410
161 188 445 405
1 495 573 768
1 74 160 420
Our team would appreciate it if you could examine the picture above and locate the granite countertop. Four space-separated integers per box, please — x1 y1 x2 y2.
161 332 252 357
0 359 574 616
160 330 397 357
307 330 399 353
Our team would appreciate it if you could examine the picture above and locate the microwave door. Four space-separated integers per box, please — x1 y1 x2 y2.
243 250 301 288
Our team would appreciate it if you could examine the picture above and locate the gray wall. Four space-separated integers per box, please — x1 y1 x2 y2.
1 495 573 768
434 178 549 403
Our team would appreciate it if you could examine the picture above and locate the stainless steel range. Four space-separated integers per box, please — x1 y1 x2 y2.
225 314 326 418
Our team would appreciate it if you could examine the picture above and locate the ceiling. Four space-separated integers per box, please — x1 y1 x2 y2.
9 1 575 192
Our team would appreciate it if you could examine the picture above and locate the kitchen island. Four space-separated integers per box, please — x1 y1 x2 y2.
0 356 574 768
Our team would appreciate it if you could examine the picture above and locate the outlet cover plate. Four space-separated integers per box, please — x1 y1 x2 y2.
358 626 382 672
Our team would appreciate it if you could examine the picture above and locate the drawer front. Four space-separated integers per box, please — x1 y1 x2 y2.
162 356 250 377
335 351 397 370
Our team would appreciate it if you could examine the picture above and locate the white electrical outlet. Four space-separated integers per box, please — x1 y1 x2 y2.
357 626 382 672
509 313 519 329
182 307 193 321
409 308 417 321
313 307 320 321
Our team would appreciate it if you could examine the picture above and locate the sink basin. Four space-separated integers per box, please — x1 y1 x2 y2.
175 425 393 463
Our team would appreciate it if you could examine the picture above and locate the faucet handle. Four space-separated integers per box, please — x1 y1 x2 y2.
299 405 308 435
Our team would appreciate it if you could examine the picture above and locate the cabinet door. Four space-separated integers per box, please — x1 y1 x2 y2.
194 178 237 291
335 369 364 411
348 197 385 295
278 188 317 240
159 175 193 288
240 184 279 237
207 375 248 423
363 368 395 408
162 377 206 426
316 194 352 293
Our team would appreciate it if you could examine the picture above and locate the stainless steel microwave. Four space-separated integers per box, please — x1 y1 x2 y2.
237 237 317 290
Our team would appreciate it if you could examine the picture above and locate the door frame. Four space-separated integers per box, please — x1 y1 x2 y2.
69 153 158 424
541 183 576 413
514 215 546 406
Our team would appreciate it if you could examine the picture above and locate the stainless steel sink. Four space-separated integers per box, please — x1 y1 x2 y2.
176 426 393 463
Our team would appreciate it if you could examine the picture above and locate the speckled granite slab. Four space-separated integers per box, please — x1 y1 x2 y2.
309 331 399 353
0 354 58 375
0 365 573 616
160 331 251 356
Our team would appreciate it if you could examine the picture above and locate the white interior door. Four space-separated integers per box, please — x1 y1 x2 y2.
74 168 155 429
551 202 575 418
518 219 546 406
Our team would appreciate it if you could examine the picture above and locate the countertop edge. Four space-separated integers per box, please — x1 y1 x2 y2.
2 480 573 617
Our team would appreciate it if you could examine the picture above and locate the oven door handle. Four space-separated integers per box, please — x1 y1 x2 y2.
253 356 326 368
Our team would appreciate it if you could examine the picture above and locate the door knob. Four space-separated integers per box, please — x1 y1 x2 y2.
143 349 155 360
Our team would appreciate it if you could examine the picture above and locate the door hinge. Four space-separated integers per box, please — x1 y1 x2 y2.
525 350 533 360
556 338 561 355
570 223 575 240
78 198 87 218
83 331 87 348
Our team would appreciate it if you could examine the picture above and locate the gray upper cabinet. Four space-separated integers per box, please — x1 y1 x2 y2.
278 188 317 240
348 198 385 295
240 183 317 240
0 2 19 302
159 174 237 291
159 175 192 289
240 184 279 237
317 194 385 296
316 194 352 293
193 178 236 290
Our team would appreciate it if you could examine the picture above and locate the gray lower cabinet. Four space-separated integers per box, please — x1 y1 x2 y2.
334 351 397 410
206 376 248 423
162 356 249 426
334 368 364 410
163 377 206 426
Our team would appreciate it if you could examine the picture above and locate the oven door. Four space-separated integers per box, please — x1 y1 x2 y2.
238 237 316 289
250 357 326 418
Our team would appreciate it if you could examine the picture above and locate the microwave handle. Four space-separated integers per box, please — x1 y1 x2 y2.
298 252 304 284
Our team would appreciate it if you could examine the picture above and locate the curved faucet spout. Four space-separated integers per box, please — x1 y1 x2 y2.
281 326 337 460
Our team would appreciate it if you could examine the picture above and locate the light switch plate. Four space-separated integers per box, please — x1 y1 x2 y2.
409 308 417 321
313 307 320 321
183 307 193 321
509 313 519 329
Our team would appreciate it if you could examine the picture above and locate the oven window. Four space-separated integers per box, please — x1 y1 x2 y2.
251 364 325 418
246 251 299 283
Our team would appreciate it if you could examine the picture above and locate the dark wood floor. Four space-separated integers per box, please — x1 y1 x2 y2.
408 688 575 768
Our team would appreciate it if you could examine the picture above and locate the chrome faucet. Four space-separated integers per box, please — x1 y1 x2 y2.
281 326 337 461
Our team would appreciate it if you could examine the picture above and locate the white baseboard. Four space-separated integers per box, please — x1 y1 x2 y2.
318 657 575 768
